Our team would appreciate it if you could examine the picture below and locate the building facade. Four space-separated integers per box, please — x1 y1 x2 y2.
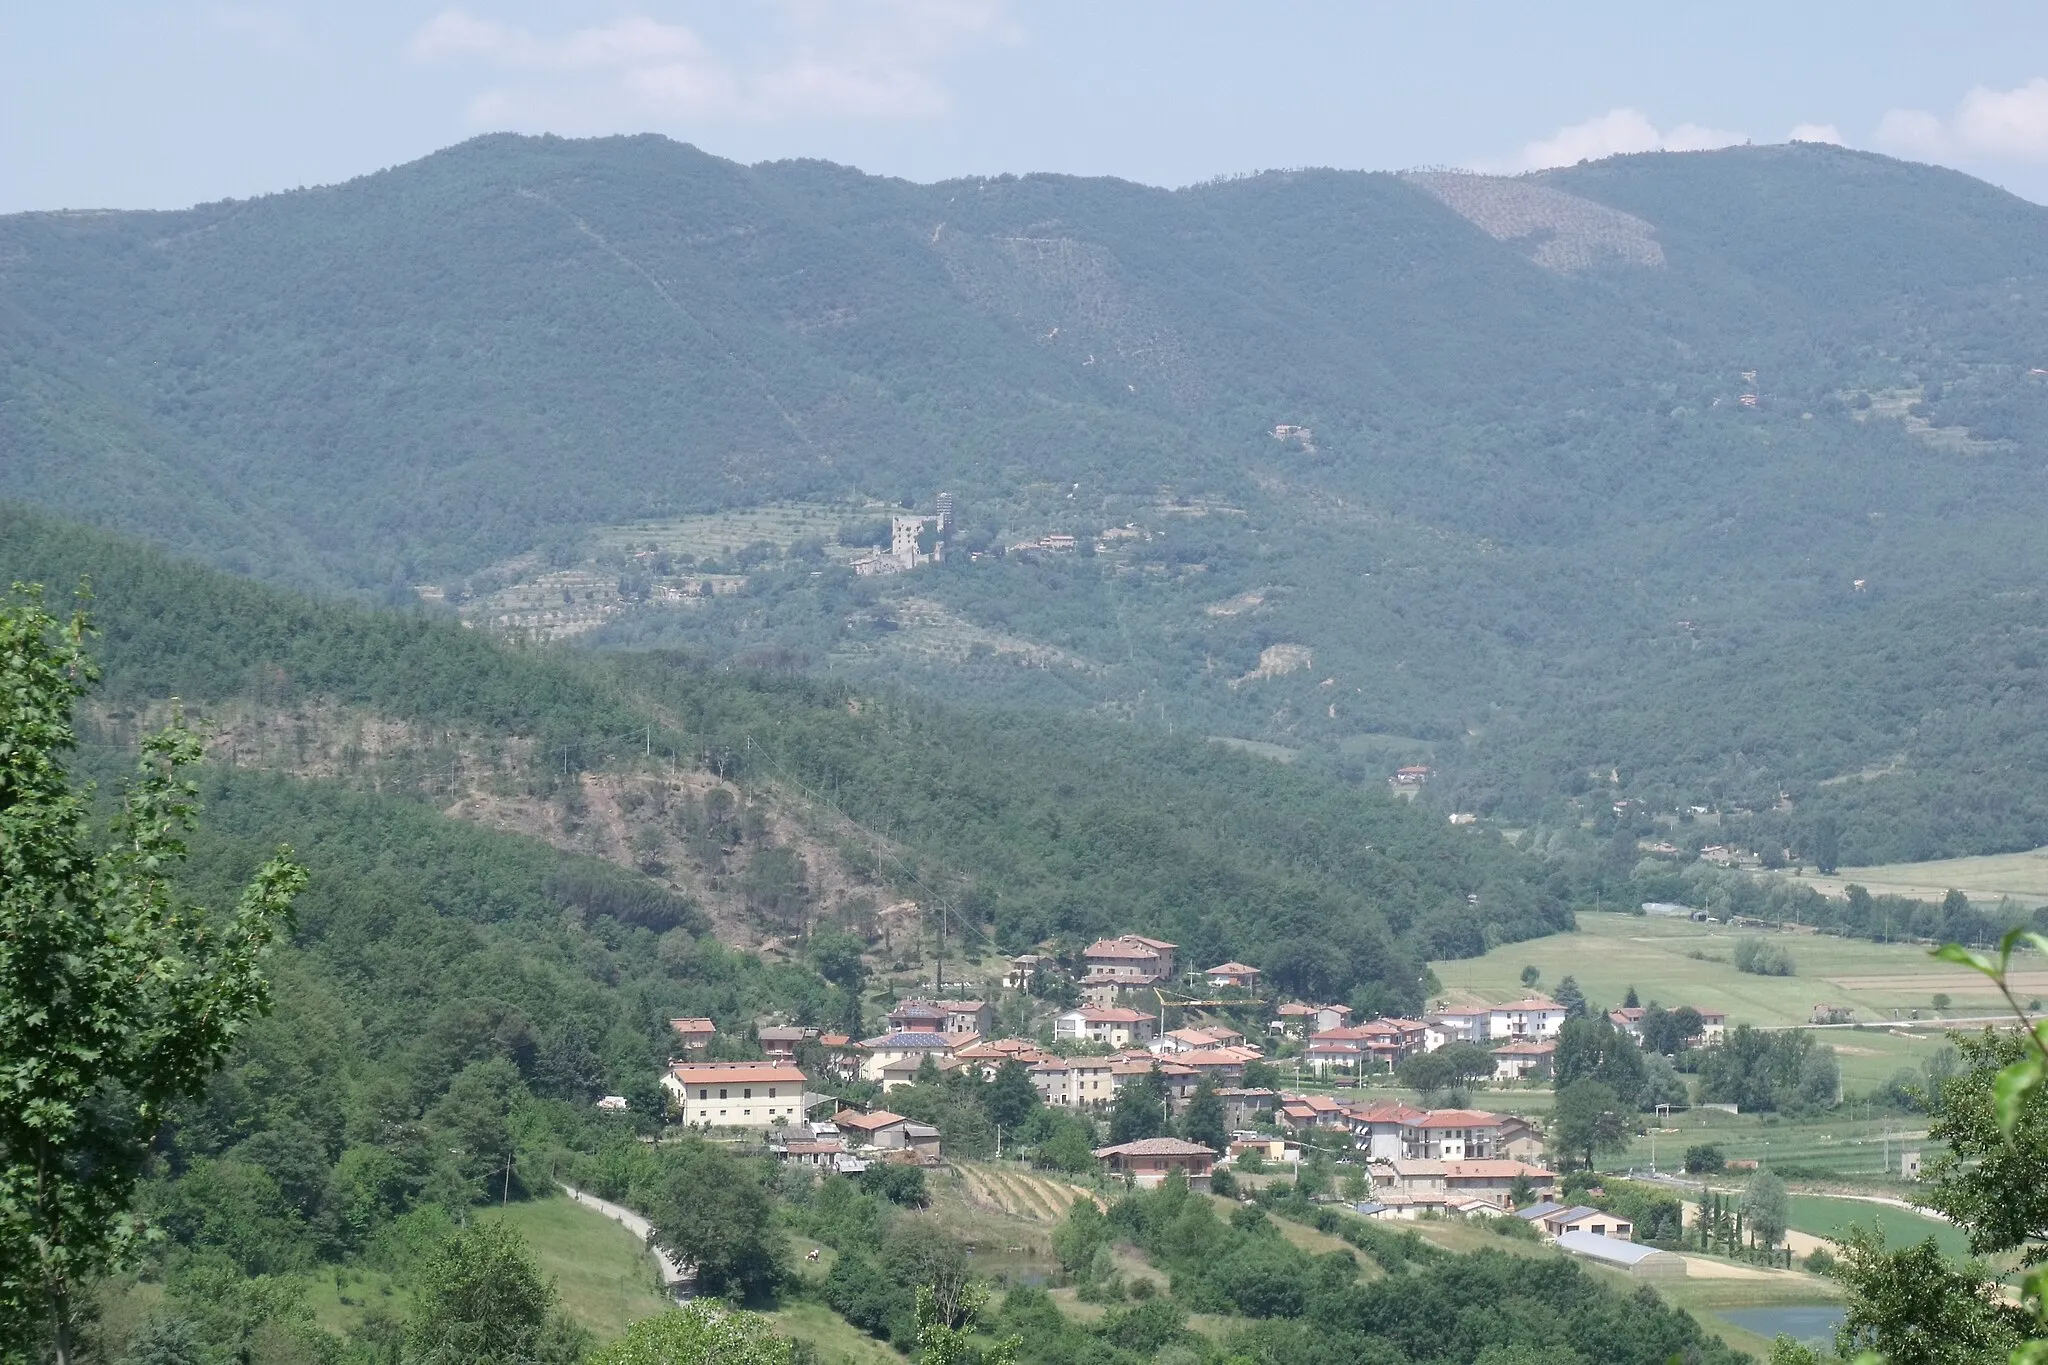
663 1062 809 1129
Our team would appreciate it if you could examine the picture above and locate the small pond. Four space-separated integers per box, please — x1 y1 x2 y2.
1719 1305 1847 1345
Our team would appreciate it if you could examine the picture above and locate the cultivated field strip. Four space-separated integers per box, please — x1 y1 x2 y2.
954 1162 1104 1221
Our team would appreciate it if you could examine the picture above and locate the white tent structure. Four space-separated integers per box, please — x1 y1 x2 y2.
1554 1231 1687 1279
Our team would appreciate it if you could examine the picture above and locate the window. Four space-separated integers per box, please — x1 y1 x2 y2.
743 1088 753 1099
699 1088 708 1099
720 1088 729 1099
768 1087 778 1097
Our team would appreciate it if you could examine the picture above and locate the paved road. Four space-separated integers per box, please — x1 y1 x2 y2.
560 1184 693 1293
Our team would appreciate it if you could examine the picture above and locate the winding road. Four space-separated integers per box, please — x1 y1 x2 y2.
559 1184 693 1294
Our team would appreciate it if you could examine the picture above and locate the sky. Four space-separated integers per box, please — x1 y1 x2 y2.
8 1 2048 213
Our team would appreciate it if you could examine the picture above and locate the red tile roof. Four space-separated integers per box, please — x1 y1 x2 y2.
1093 1138 1214 1157
670 1062 807 1085
1407 1109 1506 1129
1443 1160 1554 1179
1084 940 1162 959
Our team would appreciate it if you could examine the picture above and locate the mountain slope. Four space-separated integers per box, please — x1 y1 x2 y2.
4 503 1560 999
9 136 2048 857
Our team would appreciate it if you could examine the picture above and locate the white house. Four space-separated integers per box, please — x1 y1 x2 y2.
1055 1007 1158 1048
1425 1007 1491 1050
1204 962 1262 990
1272 1002 1352 1036
1487 997 1567 1040
857 1031 957 1088
1031 1055 1118 1108
1002 954 1048 990
663 1062 810 1129
1490 1040 1556 1081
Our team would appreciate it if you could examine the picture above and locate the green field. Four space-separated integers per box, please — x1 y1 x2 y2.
513 1196 914 1362
1432 912 2032 1083
1609 1105 1938 1180
492 1199 672 1343
1785 1195 1971 1260
1804 846 2048 909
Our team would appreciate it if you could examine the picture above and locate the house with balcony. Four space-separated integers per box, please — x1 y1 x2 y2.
857 1031 958 1088
887 998 990 1037
1490 1040 1557 1081
1054 1006 1158 1049
1487 997 1567 1040
1204 962 1262 991
1094 1138 1217 1190
668 1017 716 1051
1371 1158 1555 1212
1273 1002 1352 1036
757 1025 813 1059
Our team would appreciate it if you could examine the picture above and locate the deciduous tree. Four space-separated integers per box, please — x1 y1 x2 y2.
591 1302 797 1365
1549 1079 1629 1172
645 1139 785 1300
0 589 305 1364
1740 1169 1789 1249
405 1220 587 1365
1180 1077 1226 1155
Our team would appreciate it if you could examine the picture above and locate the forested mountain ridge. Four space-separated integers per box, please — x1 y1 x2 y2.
2 502 1562 1003
8 135 2048 860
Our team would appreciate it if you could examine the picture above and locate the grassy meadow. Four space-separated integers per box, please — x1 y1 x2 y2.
1802 845 2048 908
1431 912 2036 1087
1783 1195 1969 1260
1609 1106 1935 1180
490 1199 670 1344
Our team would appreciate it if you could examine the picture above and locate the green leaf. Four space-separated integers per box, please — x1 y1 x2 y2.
1994 1055 2044 1137
1933 943 1997 977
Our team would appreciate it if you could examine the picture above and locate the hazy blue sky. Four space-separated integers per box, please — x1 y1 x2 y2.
9 2 2048 212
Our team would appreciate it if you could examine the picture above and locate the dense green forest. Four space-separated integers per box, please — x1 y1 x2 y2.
9 137 2048 859
1 504 1567 1003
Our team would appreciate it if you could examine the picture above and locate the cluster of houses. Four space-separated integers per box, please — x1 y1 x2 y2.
654 949 1736 1241
663 976 1731 1136
1290 994 1727 1082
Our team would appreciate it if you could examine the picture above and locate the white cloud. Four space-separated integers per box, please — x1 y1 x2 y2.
1877 78 2048 162
1788 123 1843 145
1501 108 1744 171
409 1 1020 129
1953 78 2048 159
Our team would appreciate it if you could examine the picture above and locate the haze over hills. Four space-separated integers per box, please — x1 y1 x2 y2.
8 133 2048 860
